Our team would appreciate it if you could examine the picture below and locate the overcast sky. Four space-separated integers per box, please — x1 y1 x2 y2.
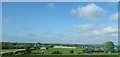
2 2 118 44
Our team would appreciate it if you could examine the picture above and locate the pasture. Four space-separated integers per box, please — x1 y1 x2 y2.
1 48 119 57
32 48 84 55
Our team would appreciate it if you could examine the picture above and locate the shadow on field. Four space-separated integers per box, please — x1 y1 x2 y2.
1 55 119 57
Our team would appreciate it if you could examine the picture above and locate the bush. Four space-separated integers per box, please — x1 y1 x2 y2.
46 47 49 49
13 50 25 55
51 51 62 54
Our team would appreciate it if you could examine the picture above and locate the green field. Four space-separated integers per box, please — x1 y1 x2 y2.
31 48 118 55
1 49 25 54
32 48 84 55
1 48 119 57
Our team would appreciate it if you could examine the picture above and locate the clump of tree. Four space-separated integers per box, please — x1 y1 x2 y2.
33 42 42 49
51 51 62 54
118 46 120 52
34 46 40 49
25 46 31 54
83 48 91 53
2 42 35 49
103 41 115 53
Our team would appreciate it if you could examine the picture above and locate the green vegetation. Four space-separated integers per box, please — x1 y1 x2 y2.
103 41 115 53
32 48 84 55
1 41 119 57
1 55 119 57
25 46 31 54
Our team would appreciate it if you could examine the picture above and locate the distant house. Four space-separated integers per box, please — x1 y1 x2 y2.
40 47 47 50
53 46 76 49
114 47 118 50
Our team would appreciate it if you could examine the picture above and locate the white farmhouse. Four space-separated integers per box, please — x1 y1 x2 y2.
40 47 47 50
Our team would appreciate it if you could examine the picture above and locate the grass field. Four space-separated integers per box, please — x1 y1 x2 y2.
1 48 119 57
32 48 84 55
1 49 25 54
31 48 118 55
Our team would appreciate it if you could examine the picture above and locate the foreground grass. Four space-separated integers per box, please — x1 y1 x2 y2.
1 55 119 57
1 48 119 57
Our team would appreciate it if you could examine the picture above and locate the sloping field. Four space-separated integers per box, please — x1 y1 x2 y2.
1 49 25 54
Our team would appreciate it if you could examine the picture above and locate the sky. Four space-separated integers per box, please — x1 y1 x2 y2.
2 2 118 44
1 0 120 2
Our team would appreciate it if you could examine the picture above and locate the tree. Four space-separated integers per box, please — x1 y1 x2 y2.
70 50 74 54
103 41 115 53
25 46 31 54
83 47 93 53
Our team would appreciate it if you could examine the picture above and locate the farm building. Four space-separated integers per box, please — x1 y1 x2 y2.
53 46 76 49
40 47 47 50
